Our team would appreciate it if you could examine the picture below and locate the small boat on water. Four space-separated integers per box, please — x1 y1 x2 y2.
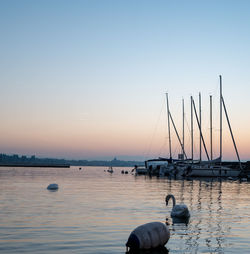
134 165 148 175
133 158 174 176
145 158 174 176
107 166 114 173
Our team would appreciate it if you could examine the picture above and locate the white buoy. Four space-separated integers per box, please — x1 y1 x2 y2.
47 183 59 190
126 222 170 251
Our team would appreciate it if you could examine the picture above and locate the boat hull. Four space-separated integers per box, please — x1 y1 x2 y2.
136 167 148 175
187 166 240 177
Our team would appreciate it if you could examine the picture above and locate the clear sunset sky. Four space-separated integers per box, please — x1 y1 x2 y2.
1 0 250 161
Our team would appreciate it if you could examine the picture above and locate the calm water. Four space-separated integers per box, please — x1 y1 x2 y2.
0 166 250 253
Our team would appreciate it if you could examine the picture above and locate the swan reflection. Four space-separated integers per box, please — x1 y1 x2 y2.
171 216 190 225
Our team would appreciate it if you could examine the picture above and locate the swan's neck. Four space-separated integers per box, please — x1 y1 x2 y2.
166 194 176 207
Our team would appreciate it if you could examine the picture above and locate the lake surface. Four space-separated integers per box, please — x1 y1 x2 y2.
0 166 250 253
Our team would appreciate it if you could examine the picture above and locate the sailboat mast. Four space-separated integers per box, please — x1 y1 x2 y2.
169 111 188 159
182 98 185 157
220 75 222 163
192 98 210 161
199 93 202 162
210 95 213 160
166 93 172 159
191 96 193 162
221 96 242 170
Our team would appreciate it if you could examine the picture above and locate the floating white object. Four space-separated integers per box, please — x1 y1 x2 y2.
166 194 190 218
126 222 170 251
47 183 59 190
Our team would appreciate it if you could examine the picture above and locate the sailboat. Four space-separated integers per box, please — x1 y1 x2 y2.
143 93 186 177
184 75 244 178
141 76 245 178
144 93 198 178
107 166 114 173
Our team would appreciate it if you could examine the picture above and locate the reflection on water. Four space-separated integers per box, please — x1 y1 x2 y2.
170 216 189 225
0 166 250 253
127 246 169 254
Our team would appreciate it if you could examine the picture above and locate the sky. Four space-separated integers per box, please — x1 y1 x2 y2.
0 0 250 161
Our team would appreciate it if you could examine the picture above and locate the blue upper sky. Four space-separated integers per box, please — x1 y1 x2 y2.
0 0 250 161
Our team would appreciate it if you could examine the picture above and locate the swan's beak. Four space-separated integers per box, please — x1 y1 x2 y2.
165 201 168 206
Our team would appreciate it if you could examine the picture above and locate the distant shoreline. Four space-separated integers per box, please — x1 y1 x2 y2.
0 163 70 168
0 153 144 168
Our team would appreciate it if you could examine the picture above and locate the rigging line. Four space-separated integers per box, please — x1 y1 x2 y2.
172 145 179 159
183 117 192 159
158 137 168 158
169 111 188 159
212 81 220 138
192 98 210 161
202 98 212 132
221 96 242 169
143 98 165 159
184 113 191 133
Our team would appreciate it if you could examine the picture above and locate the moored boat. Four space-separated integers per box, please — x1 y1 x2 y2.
185 163 240 177
107 166 114 173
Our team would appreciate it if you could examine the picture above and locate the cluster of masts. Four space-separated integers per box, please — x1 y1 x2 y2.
166 75 242 169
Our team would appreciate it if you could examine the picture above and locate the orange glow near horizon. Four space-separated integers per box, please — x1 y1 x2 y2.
0 93 250 161
1 114 250 161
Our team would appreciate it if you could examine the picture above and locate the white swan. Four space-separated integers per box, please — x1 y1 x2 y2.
165 194 190 218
